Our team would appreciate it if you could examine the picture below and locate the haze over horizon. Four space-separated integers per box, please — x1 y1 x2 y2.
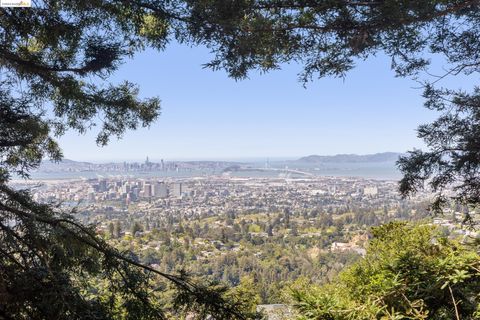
49 151 404 164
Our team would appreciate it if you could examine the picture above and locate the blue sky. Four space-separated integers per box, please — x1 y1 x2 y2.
58 42 442 162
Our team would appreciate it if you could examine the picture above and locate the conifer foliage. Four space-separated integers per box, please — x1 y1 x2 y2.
0 2 257 319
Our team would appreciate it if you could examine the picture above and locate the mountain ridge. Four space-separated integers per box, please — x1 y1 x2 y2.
296 152 403 163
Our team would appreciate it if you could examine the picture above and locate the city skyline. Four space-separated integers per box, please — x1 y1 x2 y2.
57 42 468 161
44 152 404 163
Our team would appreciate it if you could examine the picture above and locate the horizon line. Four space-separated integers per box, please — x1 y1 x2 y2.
43 151 406 164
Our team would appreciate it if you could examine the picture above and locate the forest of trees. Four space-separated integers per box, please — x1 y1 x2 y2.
100 200 430 304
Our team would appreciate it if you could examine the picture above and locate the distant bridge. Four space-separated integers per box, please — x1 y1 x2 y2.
253 167 315 177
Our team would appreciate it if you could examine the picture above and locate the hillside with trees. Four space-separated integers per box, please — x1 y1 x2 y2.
292 222 480 319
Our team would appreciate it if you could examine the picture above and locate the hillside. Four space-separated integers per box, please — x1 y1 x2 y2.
296 152 402 163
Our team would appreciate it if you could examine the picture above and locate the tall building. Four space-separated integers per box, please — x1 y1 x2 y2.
98 179 107 192
122 182 130 194
131 187 139 200
153 182 168 198
172 183 182 198
143 183 152 197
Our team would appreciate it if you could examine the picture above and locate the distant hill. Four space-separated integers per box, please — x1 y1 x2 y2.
296 152 403 163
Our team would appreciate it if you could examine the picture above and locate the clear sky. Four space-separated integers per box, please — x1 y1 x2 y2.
58 42 444 162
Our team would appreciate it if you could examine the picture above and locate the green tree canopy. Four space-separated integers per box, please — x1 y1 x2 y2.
397 86 480 217
292 222 480 319
182 1 479 80
0 1 263 318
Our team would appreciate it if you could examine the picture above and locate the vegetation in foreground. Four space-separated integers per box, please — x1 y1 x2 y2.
292 222 480 320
